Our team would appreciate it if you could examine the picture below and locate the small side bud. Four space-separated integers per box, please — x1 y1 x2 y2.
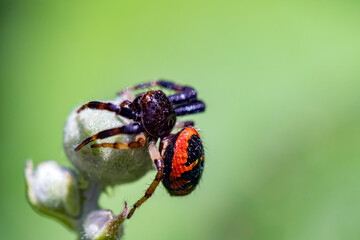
25 160 81 228
82 203 128 240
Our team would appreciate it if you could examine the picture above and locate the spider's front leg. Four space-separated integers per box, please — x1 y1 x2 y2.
77 100 137 120
127 137 164 219
74 123 144 151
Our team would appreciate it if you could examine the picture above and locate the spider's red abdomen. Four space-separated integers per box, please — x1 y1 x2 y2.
161 127 204 196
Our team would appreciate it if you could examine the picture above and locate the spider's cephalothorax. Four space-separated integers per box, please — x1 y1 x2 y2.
137 90 176 138
74 80 205 219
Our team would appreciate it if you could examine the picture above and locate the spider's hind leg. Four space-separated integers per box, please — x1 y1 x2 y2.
119 80 185 93
127 137 164 219
118 80 198 105
174 121 194 129
174 100 206 116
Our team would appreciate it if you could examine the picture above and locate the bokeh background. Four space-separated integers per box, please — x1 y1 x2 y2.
1 1 360 239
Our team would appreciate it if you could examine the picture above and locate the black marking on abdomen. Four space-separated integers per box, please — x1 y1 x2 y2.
185 134 204 166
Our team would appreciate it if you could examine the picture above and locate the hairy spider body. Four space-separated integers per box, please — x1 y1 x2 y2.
160 127 204 196
138 90 176 138
74 80 205 219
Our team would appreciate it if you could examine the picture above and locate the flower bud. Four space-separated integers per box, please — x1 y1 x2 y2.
63 93 153 186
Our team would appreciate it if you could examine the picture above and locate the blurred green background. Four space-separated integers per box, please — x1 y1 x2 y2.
1 1 360 239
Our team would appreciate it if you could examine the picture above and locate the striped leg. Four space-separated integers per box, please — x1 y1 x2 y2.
75 123 143 151
77 101 136 120
127 137 164 219
91 133 146 149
